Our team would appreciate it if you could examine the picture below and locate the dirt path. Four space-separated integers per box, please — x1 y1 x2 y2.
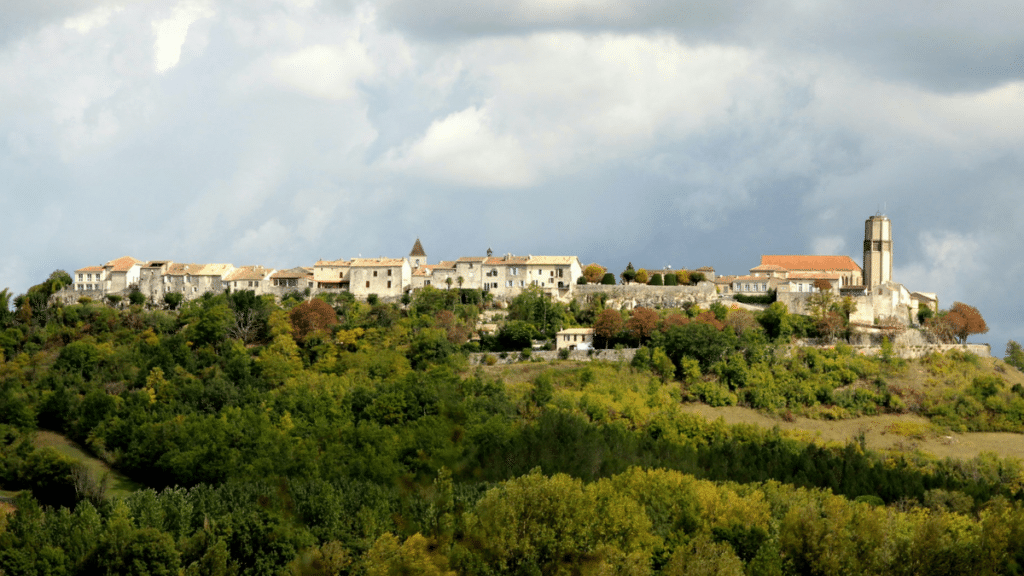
680 404 1024 461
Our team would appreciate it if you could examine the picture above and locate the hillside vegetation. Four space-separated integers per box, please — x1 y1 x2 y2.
1 284 1023 575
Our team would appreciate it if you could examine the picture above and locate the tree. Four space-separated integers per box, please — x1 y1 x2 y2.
625 307 659 345
163 292 184 310
675 270 691 285
664 272 678 286
582 264 607 284
128 290 146 306
649 273 663 286
593 309 623 348
635 269 649 284
497 320 536 350
445 277 453 291
288 299 338 342
600 273 616 285
1005 341 1024 372
621 263 637 284
946 302 988 343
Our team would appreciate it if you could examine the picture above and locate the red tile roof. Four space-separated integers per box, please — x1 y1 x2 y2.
104 256 141 272
760 255 861 272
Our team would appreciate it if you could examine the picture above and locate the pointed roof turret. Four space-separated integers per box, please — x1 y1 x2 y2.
409 238 426 257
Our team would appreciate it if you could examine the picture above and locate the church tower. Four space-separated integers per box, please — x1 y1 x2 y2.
863 214 892 288
409 238 427 268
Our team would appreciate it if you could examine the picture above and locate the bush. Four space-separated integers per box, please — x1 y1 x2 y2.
664 273 678 286
558 348 570 360
649 273 663 286
601 273 616 285
128 290 146 306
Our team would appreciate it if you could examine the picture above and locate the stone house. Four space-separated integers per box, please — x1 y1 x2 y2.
453 257 488 290
269 267 314 296
73 265 108 293
522 256 582 299
348 257 411 300
427 261 457 290
103 256 143 293
759 255 863 288
313 259 350 291
556 327 595 350
162 263 235 301
73 255 142 295
480 254 531 296
138 261 172 302
224 266 276 296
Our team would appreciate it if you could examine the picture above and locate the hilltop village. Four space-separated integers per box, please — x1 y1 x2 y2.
64 214 939 343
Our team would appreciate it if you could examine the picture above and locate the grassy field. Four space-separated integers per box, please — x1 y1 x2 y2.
32 431 142 498
679 403 1024 460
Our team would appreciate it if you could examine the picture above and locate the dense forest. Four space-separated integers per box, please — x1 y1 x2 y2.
2 275 1024 575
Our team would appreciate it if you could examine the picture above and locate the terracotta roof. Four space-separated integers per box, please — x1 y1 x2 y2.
760 255 862 272
750 264 787 272
484 255 529 265
558 327 595 335
104 256 142 272
350 257 406 267
457 256 487 263
271 267 312 279
225 266 273 281
527 256 577 265
409 238 426 257
76 265 104 273
197 264 234 277
164 263 204 276
143 261 171 268
782 272 843 281
315 259 350 267
434 261 456 269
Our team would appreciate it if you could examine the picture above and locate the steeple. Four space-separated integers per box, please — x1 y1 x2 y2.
409 238 427 267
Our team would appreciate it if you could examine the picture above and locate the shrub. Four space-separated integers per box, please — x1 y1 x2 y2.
128 290 146 306
649 273 663 286
601 273 616 285
558 348 570 360
664 273 678 286
484 354 497 366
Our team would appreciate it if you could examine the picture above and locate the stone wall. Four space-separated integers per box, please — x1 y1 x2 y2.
792 339 991 359
574 282 716 310
468 348 639 365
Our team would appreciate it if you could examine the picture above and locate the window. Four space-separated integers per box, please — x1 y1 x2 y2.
506 280 513 287
365 281 370 288
387 281 392 288
511 267 518 275
387 269 392 276
339 272 343 278
425 280 431 286
77 274 83 281
373 271 378 277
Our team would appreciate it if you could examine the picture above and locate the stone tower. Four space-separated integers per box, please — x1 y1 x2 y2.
863 214 892 288
409 238 427 268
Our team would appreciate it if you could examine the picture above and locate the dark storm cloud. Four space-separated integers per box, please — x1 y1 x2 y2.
376 0 1024 92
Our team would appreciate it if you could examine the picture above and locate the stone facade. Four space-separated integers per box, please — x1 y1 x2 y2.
574 282 716 310
348 257 411 300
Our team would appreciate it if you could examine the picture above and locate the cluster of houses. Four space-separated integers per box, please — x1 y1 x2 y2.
69 240 586 305
67 214 938 338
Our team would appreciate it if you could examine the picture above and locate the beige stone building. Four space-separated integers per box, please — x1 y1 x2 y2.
556 327 595 350
313 259 350 291
73 256 142 294
349 257 411 300
224 265 276 296
269 267 314 296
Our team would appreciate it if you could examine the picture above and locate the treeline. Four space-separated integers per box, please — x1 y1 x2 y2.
2 279 1024 574
5 467 1024 575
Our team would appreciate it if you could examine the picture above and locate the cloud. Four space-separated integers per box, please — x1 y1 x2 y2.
269 42 376 99
152 0 215 73
380 104 534 187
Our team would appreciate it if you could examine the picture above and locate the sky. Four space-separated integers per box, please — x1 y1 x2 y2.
1 0 1022 351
